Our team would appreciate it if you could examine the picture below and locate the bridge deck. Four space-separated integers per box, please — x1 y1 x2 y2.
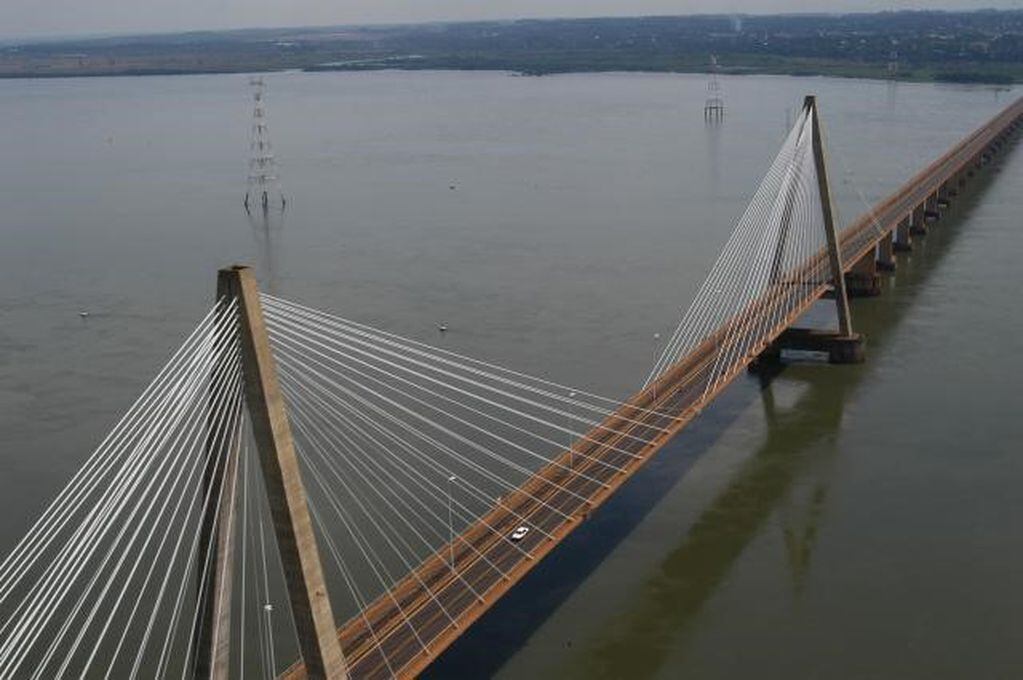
280 96 1023 680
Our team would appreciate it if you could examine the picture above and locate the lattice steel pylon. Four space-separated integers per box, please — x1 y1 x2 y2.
244 78 286 213
704 55 725 122
887 49 900 79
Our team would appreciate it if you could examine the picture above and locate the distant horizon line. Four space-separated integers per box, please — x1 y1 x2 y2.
1 6 1018 47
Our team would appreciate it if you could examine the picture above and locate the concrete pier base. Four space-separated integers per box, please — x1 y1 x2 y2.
843 251 882 297
844 274 881 297
753 328 866 367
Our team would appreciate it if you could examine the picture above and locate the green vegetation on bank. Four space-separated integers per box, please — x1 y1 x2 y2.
305 51 1020 84
4 11 1023 85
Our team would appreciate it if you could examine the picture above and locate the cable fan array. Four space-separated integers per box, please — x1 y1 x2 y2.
0 300 244 680
260 293 680 677
0 291 680 680
647 103 835 391
0 100 857 680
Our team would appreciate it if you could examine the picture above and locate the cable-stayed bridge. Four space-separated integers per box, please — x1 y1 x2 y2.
0 95 1020 680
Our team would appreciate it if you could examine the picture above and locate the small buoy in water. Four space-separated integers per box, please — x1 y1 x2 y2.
79 311 90 318
437 322 448 332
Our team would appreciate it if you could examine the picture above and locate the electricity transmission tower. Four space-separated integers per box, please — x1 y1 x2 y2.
244 77 286 213
704 55 725 122
887 50 900 79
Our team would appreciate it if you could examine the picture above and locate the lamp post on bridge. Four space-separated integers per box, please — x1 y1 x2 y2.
447 474 457 569
652 333 662 401
567 391 577 468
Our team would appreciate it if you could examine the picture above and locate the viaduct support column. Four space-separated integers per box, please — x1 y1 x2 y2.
895 216 912 252
937 183 951 209
877 231 897 271
845 250 881 297
924 193 940 223
910 204 927 236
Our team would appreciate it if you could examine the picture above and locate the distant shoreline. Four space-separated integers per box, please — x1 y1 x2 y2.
0 64 1016 86
3 11 1022 85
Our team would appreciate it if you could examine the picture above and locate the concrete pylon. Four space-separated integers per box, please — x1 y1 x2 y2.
806 96 856 340
217 265 349 680
755 97 864 366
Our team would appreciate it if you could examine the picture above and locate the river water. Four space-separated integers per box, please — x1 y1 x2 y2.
1 71 1021 678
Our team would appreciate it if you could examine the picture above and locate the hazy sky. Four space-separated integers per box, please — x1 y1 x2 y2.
3 0 1022 40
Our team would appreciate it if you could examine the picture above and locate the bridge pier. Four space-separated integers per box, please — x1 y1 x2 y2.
894 216 913 252
844 250 882 297
877 231 897 271
949 173 961 196
910 204 927 236
923 193 940 223
753 328 866 366
937 182 951 208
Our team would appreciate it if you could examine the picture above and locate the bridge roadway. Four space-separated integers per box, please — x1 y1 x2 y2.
280 96 1023 680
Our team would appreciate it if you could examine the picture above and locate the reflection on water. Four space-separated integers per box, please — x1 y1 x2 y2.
704 118 723 197
571 368 850 679
551 148 1002 680
886 80 899 115
246 206 285 295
